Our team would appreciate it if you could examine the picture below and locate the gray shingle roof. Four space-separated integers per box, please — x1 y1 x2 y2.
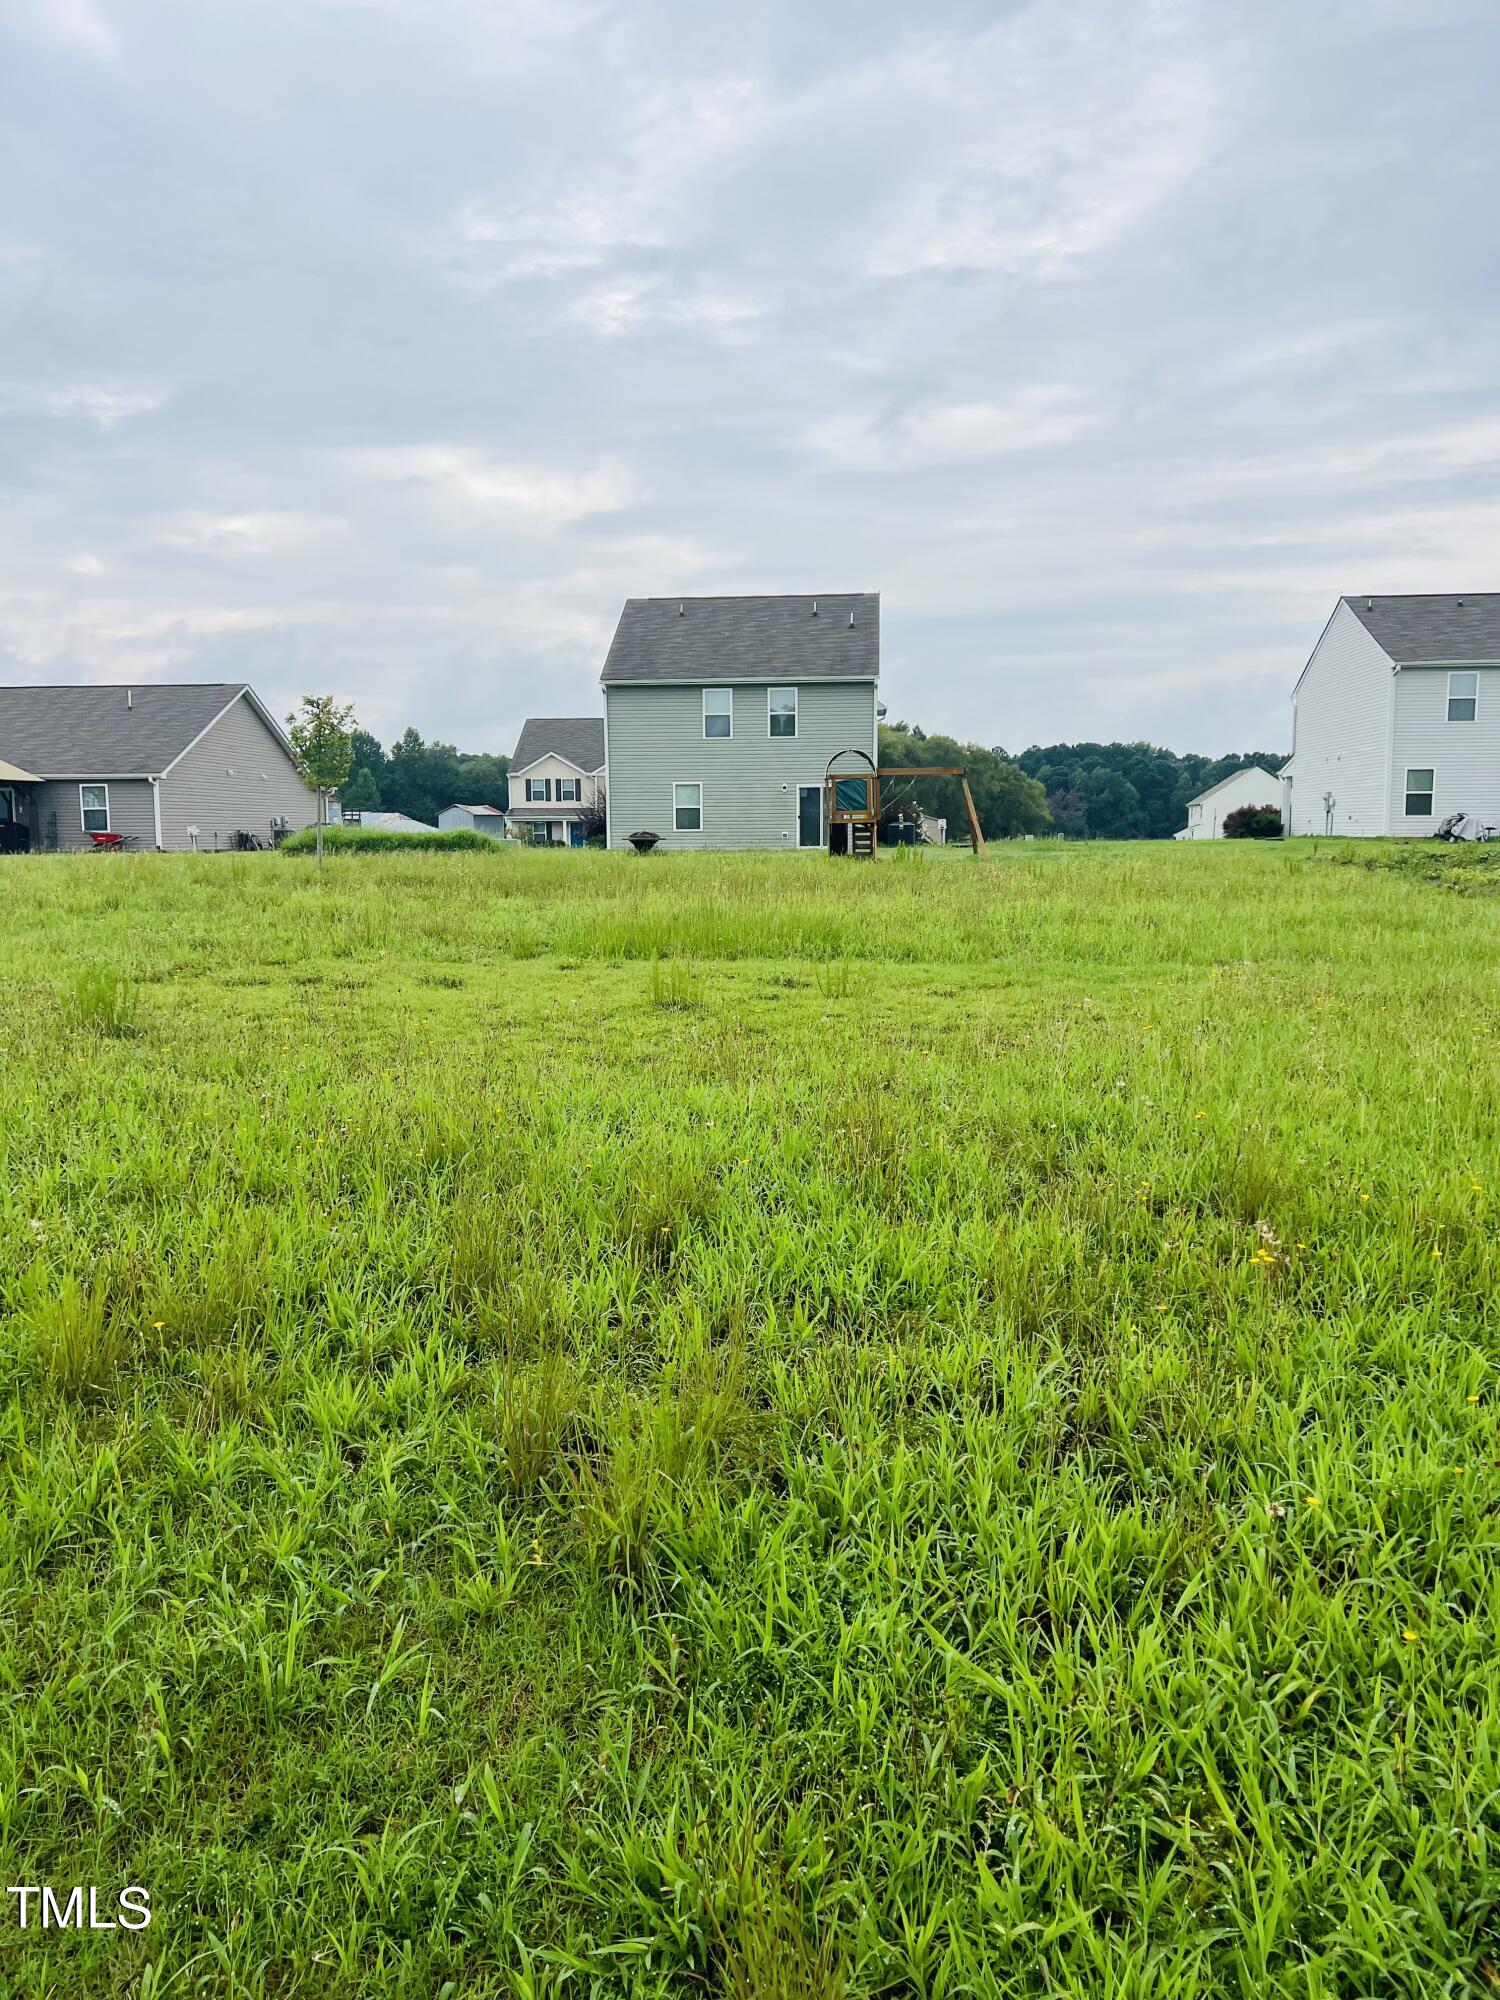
600 594 879 685
510 716 606 772
0 683 260 776
1343 594 1500 663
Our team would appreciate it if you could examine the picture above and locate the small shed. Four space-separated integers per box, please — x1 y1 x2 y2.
438 803 507 838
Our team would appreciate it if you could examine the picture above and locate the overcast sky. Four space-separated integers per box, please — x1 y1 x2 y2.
2 0 1496 756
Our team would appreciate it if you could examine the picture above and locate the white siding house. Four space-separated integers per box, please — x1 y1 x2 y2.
1285 595 1500 837
1175 765 1283 838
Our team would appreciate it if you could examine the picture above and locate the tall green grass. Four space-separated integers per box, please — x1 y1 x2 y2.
0 841 1495 1997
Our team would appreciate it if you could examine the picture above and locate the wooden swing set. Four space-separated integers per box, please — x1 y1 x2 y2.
824 750 985 856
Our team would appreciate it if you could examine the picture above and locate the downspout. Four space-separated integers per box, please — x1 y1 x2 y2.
1382 664 1399 836
151 776 163 850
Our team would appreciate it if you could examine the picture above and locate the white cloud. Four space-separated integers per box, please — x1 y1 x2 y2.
152 511 350 557
444 74 769 287
0 379 168 428
4 0 119 62
345 446 643 523
563 275 760 341
863 5 1227 278
811 388 1103 470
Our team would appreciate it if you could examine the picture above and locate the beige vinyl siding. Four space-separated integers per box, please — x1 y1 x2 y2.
32 777 157 851
604 680 877 850
1388 666 1500 833
158 694 318 850
1285 602 1396 836
508 753 601 809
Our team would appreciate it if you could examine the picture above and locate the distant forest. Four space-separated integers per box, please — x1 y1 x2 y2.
1011 741 1287 841
341 729 509 826
882 727 1285 841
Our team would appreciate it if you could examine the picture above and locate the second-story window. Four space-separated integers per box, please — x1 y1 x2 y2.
525 778 551 802
769 687 797 737
1448 671 1478 722
703 688 732 738
557 777 581 801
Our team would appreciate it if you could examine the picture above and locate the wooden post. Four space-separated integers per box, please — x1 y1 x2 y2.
960 778 985 855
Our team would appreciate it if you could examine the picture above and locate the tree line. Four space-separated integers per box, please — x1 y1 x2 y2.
1012 741 1287 840
340 729 510 826
876 727 1285 840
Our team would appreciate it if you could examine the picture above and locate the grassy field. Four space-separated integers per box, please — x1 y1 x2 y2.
1 841 1496 1998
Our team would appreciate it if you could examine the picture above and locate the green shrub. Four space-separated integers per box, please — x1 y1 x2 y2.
1223 803 1283 839
280 825 508 855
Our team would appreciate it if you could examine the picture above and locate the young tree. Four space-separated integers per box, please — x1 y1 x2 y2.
287 696 356 867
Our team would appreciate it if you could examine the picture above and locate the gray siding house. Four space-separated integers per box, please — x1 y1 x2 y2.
0 682 319 851
1284 595 1500 836
601 594 879 851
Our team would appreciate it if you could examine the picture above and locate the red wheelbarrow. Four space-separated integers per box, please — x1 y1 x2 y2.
86 832 134 851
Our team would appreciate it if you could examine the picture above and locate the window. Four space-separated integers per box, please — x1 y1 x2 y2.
1404 768 1434 816
703 689 732 739
525 778 550 802
557 777 581 802
673 782 702 832
769 687 797 737
1448 671 1478 722
79 783 110 833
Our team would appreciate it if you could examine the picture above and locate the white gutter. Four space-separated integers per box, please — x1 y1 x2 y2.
151 776 163 850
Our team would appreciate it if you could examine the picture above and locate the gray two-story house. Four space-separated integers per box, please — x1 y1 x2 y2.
601 593 879 851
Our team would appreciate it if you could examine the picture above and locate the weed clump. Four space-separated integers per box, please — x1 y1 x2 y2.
27 1278 125 1396
649 957 701 1009
68 965 138 1037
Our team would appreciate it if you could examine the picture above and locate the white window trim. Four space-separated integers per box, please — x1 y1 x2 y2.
79 782 111 833
525 777 551 802
768 686 798 738
1447 670 1479 722
673 781 703 834
703 688 733 740
797 782 823 848
556 777 581 802
1403 767 1435 816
